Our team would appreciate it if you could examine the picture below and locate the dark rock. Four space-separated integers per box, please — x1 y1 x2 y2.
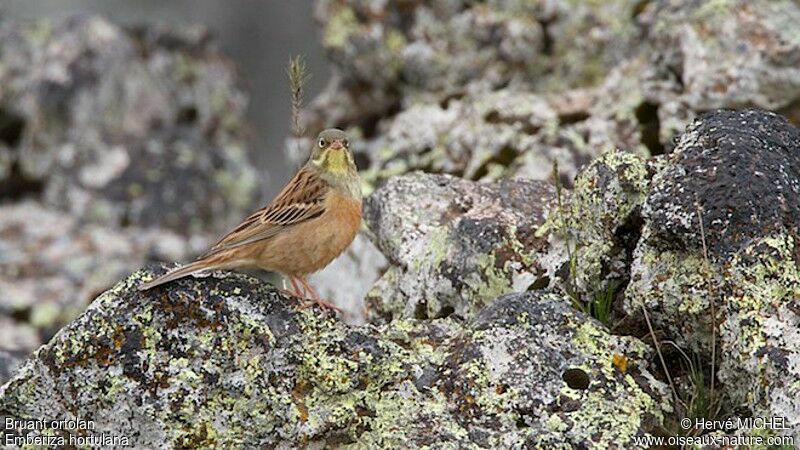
645 110 800 261
624 109 800 440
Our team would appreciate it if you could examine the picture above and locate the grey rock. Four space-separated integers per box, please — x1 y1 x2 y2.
640 0 800 112
0 269 669 448
285 0 651 188
292 0 800 194
0 15 256 233
312 0 639 102
363 172 555 323
354 89 622 190
624 109 800 439
0 15 258 353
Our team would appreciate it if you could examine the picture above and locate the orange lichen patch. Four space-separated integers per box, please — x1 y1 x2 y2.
612 353 629 374
113 327 126 349
292 380 312 423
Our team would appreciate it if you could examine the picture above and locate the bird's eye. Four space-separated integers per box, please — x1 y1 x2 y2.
318 138 326 148
343 139 349 148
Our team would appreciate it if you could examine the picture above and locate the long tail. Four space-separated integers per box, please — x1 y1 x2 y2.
138 259 222 291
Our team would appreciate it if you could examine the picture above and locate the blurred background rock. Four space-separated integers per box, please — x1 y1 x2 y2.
2 0 328 187
0 1 343 357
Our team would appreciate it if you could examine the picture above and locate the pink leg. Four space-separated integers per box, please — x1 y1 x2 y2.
289 276 304 297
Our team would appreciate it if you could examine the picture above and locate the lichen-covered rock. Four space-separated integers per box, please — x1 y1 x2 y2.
0 15 256 233
285 0 653 188
354 88 643 191
624 110 800 438
0 269 669 448
538 150 654 303
0 200 211 353
363 172 555 323
313 0 639 102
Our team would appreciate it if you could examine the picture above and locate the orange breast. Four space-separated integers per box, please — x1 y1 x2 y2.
254 191 362 276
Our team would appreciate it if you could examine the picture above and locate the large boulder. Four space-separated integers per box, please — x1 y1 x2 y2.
363 172 555 323
624 109 800 437
0 268 669 448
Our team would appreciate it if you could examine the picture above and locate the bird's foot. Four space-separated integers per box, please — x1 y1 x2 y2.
300 297 342 312
289 275 341 312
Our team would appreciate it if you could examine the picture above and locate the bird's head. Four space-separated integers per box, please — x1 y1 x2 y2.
308 128 357 177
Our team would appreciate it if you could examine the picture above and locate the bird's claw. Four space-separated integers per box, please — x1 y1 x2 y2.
300 298 342 312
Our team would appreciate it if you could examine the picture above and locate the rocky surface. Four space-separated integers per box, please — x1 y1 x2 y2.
537 150 656 305
624 109 800 437
0 15 257 352
363 172 555 323
0 15 256 231
287 0 800 192
0 201 211 354
0 268 669 449
286 1 800 441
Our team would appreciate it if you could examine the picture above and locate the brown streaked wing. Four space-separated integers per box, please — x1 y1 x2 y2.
203 166 329 256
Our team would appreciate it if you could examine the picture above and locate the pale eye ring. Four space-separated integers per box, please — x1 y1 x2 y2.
318 138 326 148
343 139 349 148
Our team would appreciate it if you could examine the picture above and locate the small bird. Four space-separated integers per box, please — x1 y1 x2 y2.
138 129 361 310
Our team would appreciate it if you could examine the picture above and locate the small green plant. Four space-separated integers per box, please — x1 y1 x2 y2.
587 280 618 326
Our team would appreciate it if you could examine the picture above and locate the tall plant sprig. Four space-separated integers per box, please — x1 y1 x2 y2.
287 54 310 139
